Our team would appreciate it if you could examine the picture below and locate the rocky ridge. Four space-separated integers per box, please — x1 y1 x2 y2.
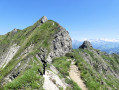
0 16 119 90
79 40 93 49
0 16 72 89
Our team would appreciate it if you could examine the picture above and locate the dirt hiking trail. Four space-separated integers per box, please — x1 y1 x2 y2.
69 61 88 90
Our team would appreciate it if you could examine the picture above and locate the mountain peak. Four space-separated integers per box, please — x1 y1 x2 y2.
11 28 18 35
79 40 93 49
41 16 48 23
34 16 48 27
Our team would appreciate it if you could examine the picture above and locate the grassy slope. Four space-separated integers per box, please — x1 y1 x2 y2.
0 18 118 90
52 48 119 90
67 49 119 90
52 56 81 90
0 20 60 89
4 56 44 89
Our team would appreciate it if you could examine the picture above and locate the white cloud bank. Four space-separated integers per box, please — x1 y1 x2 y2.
72 38 119 42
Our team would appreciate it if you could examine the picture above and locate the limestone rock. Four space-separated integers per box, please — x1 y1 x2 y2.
46 25 72 63
35 16 48 27
0 44 20 68
41 16 48 23
43 69 67 90
36 25 72 63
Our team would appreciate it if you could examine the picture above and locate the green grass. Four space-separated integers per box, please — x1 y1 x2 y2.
0 20 58 67
4 57 44 90
53 51 107 90
71 50 105 90
0 20 60 88
102 54 119 71
0 58 22 82
52 56 81 90
53 56 71 77
70 49 119 90
1 17 119 90
65 78 81 90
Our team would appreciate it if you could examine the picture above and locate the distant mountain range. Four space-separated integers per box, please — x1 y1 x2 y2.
72 39 119 54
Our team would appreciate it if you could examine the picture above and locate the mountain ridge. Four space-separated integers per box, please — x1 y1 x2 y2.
0 16 119 90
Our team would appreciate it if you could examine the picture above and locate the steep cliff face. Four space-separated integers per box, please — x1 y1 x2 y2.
35 25 72 63
46 26 72 63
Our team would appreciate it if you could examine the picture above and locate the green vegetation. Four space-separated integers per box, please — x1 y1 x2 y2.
65 78 81 90
102 54 119 72
53 56 81 90
0 19 60 89
4 57 44 89
66 49 119 90
0 17 119 90
53 56 71 76
67 50 105 90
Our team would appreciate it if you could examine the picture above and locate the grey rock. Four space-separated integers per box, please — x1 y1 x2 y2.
79 41 93 49
41 16 48 23
0 44 20 68
12 28 18 34
79 49 119 79
36 16 48 27
36 25 72 63
46 26 72 63
37 47 48 62
2 57 32 85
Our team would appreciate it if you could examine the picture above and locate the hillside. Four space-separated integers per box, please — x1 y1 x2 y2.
53 41 119 90
0 16 119 90
71 41 119 89
0 16 73 89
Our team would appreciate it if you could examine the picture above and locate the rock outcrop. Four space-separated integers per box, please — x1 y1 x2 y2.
46 26 72 63
79 40 93 49
43 65 67 90
35 17 72 63
0 44 20 68
11 28 18 34
41 16 48 23
36 16 48 27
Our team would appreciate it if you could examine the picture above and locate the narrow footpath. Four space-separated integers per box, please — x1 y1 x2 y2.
69 61 88 90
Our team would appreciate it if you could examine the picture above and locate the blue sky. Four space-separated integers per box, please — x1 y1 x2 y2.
0 0 119 40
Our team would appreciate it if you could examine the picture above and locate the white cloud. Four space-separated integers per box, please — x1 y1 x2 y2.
73 38 119 42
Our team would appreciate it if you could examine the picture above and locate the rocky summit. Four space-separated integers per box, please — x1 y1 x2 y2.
0 16 119 90
79 40 93 49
